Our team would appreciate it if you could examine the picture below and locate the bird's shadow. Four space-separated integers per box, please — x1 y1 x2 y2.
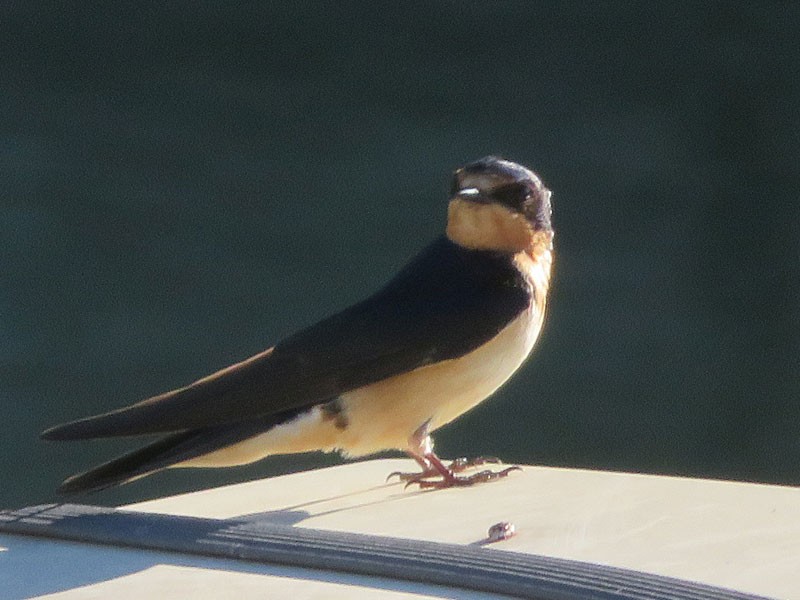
237 479 429 524
0 481 441 600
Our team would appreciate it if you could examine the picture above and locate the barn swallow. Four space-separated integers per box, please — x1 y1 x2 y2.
41 156 554 494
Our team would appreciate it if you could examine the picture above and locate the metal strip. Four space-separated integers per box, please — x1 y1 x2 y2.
0 504 768 600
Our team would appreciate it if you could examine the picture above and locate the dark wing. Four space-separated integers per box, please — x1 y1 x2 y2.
42 237 531 440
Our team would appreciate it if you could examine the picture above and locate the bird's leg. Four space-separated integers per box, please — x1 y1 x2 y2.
387 421 521 488
387 421 443 482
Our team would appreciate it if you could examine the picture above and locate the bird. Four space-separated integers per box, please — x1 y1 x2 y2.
41 156 554 495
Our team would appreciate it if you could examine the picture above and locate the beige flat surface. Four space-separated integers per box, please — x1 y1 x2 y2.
2 459 799 598
129 459 800 599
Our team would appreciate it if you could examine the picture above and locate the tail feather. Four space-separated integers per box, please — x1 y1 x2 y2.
58 431 201 494
56 412 293 495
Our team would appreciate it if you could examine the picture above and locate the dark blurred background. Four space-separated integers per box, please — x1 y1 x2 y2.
2 2 799 508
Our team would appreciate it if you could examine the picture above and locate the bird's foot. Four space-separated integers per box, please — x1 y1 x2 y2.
389 424 520 489
411 465 522 489
387 456 501 482
388 454 520 488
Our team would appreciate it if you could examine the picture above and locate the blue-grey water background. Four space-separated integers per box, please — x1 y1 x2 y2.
2 3 799 507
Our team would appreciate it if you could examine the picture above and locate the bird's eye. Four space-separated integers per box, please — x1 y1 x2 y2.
491 183 530 211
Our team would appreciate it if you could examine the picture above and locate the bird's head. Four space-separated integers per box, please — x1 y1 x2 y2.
446 156 553 255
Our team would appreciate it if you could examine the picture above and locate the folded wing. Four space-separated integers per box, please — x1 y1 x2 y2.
42 237 531 441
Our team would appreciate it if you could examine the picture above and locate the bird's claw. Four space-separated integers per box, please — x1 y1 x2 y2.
387 469 437 482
